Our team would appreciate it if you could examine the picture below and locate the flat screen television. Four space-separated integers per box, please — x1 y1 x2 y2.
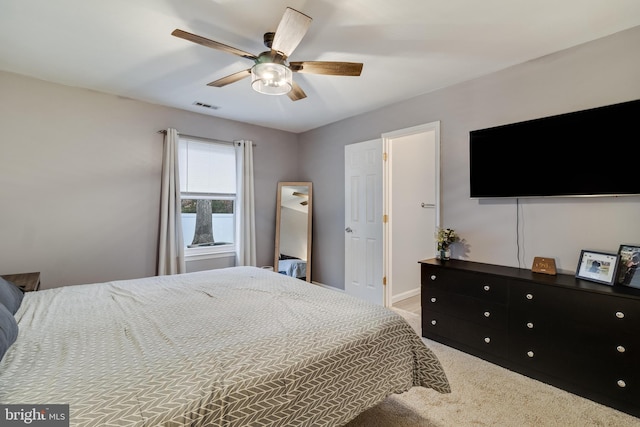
469 99 640 198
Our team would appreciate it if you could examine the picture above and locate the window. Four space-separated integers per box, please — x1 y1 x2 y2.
178 137 236 256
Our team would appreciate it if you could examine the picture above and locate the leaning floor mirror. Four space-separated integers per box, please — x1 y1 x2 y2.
274 182 312 282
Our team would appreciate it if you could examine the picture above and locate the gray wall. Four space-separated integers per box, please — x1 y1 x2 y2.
299 26 640 289
0 71 298 288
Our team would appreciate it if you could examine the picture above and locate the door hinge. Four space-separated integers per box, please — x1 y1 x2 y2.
383 214 388 223
383 276 387 286
383 152 388 161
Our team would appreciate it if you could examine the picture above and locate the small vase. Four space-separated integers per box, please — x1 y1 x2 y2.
439 248 451 260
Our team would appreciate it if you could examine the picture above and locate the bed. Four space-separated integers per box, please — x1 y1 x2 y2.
0 266 449 426
277 258 307 279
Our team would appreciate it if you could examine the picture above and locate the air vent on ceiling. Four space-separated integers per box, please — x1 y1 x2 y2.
193 101 220 110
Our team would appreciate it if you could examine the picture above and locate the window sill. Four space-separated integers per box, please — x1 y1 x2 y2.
185 245 236 261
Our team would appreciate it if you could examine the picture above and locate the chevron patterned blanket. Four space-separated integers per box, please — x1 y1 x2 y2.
1 267 449 426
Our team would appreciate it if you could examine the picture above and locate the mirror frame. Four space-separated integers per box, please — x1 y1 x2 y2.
274 182 313 282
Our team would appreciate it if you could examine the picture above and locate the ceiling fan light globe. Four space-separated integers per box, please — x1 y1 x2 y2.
251 63 292 95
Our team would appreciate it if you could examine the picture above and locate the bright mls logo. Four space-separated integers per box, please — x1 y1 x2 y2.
1 405 69 426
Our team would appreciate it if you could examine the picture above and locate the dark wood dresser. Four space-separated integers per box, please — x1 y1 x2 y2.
420 258 640 418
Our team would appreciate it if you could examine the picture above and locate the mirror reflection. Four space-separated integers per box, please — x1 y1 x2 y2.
274 182 312 282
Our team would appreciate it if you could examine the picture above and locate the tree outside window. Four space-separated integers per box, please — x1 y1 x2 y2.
181 199 234 247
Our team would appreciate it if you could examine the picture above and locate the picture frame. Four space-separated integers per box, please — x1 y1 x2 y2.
575 250 619 286
615 244 640 288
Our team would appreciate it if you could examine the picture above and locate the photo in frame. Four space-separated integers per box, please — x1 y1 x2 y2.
616 244 640 288
575 250 619 286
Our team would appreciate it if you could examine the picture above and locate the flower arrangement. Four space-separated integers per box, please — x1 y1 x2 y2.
436 227 459 251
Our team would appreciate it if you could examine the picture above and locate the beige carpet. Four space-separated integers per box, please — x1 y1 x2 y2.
344 308 640 427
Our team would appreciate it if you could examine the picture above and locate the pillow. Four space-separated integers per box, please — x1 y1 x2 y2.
0 303 19 362
0 277 24 314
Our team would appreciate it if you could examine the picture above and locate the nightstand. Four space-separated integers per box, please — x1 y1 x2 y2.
1 272 41 292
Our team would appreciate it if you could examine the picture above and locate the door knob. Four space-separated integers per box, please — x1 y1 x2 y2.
421 202 435 208
345 227 353 233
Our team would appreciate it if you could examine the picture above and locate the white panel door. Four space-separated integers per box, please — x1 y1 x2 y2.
344 139 383 305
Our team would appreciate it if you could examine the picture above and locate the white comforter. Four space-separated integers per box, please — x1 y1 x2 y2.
0 267 449 426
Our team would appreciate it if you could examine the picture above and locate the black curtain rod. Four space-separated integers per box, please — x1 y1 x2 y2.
157 130 255 146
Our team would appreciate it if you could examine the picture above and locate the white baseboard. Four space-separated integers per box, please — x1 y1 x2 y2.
315 282 419 303
313 281 344 292
311 281 420 304
392 287 420 304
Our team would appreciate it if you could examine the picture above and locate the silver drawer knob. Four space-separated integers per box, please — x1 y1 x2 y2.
617 345 626 353
615 311 625 319
484 337 491 344
527 322 534 329
431 320 437 326
430 297 437 303
483 285 490 291
526 293 534 300
617 380 626 388
484 311 491 318
430 275 437 281
527 351 534 358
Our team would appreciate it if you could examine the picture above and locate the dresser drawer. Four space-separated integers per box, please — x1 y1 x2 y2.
422 265 508 304
423 287 507 331
509 311 640 367
508 319 636 368
509 336 640 403
423 310 507 358
587 369 640 405
510 280 640 332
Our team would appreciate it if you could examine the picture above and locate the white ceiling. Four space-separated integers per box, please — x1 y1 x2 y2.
280 185 310 213
1 1 639 133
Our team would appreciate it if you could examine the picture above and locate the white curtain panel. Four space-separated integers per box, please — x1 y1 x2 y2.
235 140 257 266
158 128 186 275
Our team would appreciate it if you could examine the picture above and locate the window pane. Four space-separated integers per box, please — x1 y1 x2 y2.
181 199 235 247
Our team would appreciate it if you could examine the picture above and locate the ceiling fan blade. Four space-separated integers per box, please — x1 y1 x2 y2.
207 69 251 87
172 29 257 61
290 61 363 76
287 81 307 101
271 8 312 59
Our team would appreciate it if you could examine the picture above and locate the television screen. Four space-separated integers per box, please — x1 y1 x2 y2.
469 99 640 198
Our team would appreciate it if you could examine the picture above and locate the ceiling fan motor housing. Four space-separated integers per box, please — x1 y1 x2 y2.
263 32 275 49
255 51 287 66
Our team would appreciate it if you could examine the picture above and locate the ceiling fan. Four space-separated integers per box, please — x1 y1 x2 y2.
171 7 363 101
293 191 309 205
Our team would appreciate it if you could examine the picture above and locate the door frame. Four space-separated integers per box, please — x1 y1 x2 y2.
382 122 441 307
